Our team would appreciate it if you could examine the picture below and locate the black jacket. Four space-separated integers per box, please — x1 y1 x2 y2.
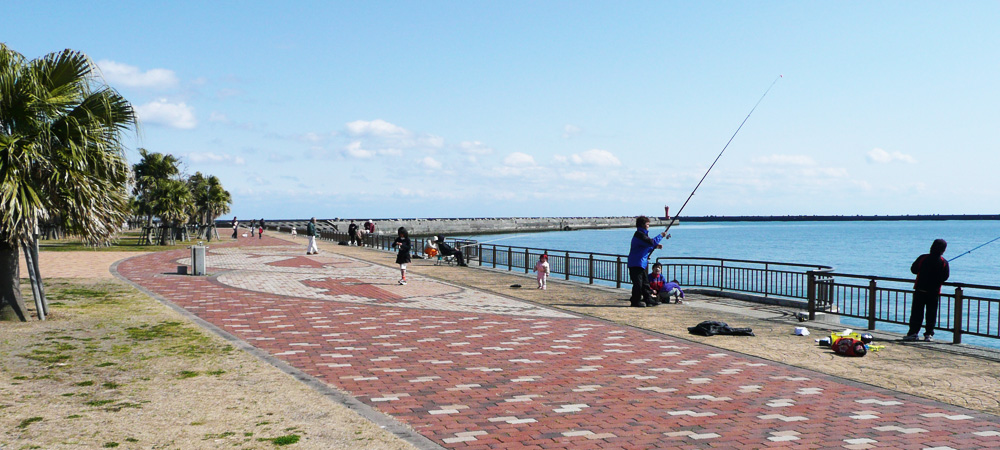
911 254 949 293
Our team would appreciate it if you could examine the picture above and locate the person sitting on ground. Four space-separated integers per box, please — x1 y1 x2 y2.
648 262 667 302
424 238 439 259
435 235 467 266
662 279 685 304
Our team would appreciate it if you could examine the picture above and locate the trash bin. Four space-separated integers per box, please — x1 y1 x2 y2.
191 245 207 276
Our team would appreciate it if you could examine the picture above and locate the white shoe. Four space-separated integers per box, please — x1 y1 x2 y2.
398 279 407 285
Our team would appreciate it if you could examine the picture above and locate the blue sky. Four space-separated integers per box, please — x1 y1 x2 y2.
5 1 999 219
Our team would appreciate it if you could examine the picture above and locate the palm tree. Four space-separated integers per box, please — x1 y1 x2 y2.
188 172 231 241
1 44 136 321
132 148 180 229
149 178 193 245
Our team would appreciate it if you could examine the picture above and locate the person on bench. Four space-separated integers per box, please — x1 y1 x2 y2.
435 236 467 266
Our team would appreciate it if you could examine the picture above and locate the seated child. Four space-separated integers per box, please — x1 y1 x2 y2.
649 263 685 304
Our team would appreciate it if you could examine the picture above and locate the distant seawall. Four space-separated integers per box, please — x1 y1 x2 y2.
681 214 1000 222
240 217 677 237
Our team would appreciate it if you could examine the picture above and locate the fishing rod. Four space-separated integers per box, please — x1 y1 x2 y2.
664 75 782 235
949 234 1000 262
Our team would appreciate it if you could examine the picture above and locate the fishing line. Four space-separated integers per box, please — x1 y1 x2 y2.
949 234 1000 262
664 75 782 235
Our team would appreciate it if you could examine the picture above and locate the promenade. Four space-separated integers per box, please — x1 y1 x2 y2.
112 232 1000 449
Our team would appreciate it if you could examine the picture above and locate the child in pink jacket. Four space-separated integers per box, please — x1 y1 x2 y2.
535 254 550 290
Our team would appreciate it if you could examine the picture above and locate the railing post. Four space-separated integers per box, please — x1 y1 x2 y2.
565 251 570 280
507 246 512 272
492 245 496 269
807 271 816 321
867 279 877 330
616 256 622 289
588 254 594 285
953 286 964 344
719 260 725 291
478 244 483 266
764 263 770 298
524 248 530 273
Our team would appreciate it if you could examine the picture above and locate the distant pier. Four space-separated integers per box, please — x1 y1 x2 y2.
245 216 678 237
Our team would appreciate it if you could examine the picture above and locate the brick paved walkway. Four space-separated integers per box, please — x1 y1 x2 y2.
115 237 1000 449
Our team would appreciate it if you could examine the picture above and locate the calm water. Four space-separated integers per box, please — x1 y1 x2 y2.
461 220 1000 348
461 220 1000 285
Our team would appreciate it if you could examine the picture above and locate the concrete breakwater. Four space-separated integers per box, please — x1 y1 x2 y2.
234 216 678 237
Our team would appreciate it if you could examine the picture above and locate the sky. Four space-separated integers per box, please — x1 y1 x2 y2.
5 1 1000 219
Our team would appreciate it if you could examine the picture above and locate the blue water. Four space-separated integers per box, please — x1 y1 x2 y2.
461 220 1000 286
461 221 1000 349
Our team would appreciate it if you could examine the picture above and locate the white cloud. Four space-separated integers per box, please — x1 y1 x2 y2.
136 99 196 129
569 149 621 167
343 141 375 159
563 124 582 138
460 141 494 155
420 156 442 169
563 171 589 181
867 148 916 164
97 60 179 89
188 152 245 165
208 112 229 123
752 154 817 166
503 152 536 167
346 119 408 136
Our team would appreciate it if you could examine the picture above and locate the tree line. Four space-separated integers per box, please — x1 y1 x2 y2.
1 44 231 321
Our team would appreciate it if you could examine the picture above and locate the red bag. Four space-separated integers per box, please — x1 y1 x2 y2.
832 337 867 357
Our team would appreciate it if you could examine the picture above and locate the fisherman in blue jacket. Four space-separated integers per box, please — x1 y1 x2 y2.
627 215 670 307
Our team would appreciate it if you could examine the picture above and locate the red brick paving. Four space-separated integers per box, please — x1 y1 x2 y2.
115 238 1000 449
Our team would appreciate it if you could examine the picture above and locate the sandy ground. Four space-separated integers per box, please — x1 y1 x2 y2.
1 250 418 450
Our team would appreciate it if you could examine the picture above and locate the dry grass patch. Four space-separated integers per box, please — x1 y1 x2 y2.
0 278 416 450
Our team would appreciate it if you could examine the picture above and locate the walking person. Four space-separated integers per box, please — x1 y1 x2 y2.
535 254 550 289
627 215 669 307
258 218 265 239
905 239 950 342
392 227 411 285
306 217 319 255
249 219 256 237
231 217 238 239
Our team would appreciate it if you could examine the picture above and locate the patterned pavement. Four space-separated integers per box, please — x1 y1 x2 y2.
115 237 1000 449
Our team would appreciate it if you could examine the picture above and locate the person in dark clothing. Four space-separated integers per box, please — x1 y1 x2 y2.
435 236 467 266
258 218 265 239
905 239 950 342
348 220 361 246
627 215 669 307
393 227 412 285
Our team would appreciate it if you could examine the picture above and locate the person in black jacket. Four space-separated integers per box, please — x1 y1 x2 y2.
393 227 412 284
435 236 467 266
348 220 361 246
905 239 950 342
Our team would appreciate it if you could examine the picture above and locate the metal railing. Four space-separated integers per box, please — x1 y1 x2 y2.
288 230 1000 346
808 273 1000 344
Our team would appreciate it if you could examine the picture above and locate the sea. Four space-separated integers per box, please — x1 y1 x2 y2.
458 220 1000 349
459 220 1000 286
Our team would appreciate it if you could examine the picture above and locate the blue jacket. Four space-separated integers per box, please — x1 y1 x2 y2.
628 227 663 269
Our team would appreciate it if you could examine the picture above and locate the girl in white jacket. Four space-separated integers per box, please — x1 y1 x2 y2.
535 254 550 290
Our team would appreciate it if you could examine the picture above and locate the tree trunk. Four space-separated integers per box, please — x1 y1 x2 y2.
20 241 44 320
0 240 28 322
